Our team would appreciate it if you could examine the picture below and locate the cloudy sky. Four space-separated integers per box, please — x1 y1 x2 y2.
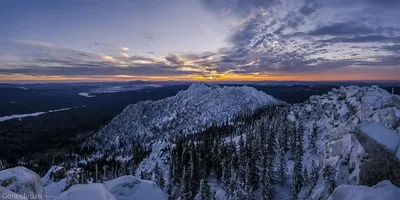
1 0 400 82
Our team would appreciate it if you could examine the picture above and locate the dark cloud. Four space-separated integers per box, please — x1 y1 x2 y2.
299 0 320 15
382 44 400 52
78 52 89 57
318 35 400 43
130 55 156 62
0 63 195 77
165 54 184 65
309 22 375 36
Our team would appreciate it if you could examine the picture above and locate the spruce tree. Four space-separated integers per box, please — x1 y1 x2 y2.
323 165 336 194
154 163 165 189
291 123 304 200
198 179 212 200
308 122 318 154
303 167 309 186
180 166 192 200
277 151 287 186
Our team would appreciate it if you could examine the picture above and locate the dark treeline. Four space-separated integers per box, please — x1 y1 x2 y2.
166 105 320 200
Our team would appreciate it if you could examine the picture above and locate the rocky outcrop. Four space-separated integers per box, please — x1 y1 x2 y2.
0 166 45 199
328 180 400 200
292 86 400 199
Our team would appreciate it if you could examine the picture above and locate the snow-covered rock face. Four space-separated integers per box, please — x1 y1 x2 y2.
292 85 400 199
358 122 400 159
85 83 278 155
0 166 45 199
104 176 167 200
54 183 116 200
327 180 400 200
135 141 171 183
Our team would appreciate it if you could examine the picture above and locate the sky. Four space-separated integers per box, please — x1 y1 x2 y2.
1 0 400 82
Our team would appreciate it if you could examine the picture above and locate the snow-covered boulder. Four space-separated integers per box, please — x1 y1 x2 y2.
54 183 116 200
357 122 400 159
328 180 400 200
42 166 66 186
0 187 24 200
44 178 67 196
104 176 167 200
0 166 45 199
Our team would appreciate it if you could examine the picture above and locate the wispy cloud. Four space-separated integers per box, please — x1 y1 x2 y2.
14 40 52 47
2 0 400 81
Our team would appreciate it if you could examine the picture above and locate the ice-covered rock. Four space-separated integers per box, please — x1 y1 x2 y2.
0 166 45 199
54 183 116 200
328 180 400 200
104 175 167 200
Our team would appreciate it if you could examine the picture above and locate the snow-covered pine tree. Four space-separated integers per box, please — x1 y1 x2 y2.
303 167 309 186
307 160 319 195
102 165 107 182
244 160 256 200
180 166 192 200
197 179 212 200
308 121 318 153
154 162 165 189
323 165 336 194
95 163 98 183
277 151 287 186
291 123 304 200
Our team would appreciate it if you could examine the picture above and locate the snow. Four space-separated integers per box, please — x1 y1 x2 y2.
135 141 170 182
85 82 278 161
54 183 116 200
104 176 166 200
0 166 45 198
358 122 400 154
292 85 400 199
78 92 95 97
0 108 72 122
0 187 25 200
44 178 67 196
395 108 400 117
328 180 400 200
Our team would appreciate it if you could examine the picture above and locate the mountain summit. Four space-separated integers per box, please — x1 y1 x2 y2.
85 83 278 154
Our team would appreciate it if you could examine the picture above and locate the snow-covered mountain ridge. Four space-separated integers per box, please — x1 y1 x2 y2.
84 82 278 154
133 84 400 199
17 84 398 200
